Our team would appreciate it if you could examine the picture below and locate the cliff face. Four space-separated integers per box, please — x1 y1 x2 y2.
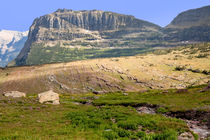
14 9 161 66
33 9 159 31
13 7 210 66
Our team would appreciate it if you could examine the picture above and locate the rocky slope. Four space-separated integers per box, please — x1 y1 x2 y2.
2 43 210 94
164 5 210 41
0 30 28 67
13 9 162 66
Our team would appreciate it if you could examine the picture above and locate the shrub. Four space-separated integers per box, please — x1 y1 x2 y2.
156 107 169 114
196 53 208 58
151 130 178 140
136 131 146 138
175 66 185 71
117 121 138 130
202 70 210 75
117 128 131 137
103 131 118 140
190 69 200 73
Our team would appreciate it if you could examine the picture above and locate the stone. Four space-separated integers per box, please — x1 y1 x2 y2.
4 91 26 98
136 107 156 114
38 90 60 105
178 132 194 140
123 93 128 96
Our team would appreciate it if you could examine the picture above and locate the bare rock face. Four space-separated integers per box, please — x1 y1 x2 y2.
38 90 60 105
4 91 26 98
14 9 161 66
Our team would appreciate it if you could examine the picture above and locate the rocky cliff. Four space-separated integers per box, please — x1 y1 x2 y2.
13 7 210 66
14 9 162 66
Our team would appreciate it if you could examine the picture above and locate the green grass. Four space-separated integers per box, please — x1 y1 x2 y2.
0 85 209 139
0 101 187 140
66 106 187 140
25 43 153 66
92 85 210 111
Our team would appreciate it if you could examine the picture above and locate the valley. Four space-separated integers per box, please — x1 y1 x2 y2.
0 4 210 140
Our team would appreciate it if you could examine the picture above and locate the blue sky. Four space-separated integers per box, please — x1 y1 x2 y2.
0 0 209 31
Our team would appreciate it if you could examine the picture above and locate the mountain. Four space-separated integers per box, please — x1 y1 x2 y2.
167 5 210 28
0 30 28 67
164 5 210 41
12 9 163 66
10 6 210 66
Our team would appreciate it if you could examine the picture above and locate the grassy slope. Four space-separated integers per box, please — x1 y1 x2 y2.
0 43 209 139
1 43 210 94
1 85 209 139
25 43 153 66
92 85 210 112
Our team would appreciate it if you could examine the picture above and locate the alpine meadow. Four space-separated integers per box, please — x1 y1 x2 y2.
0 2 210 140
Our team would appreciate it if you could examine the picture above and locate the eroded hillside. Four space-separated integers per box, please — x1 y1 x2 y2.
1 43 209 94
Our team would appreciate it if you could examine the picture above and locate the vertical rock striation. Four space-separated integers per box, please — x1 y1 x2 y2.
14 9 161 66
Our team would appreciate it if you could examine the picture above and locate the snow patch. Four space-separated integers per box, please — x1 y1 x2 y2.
0 30 28 54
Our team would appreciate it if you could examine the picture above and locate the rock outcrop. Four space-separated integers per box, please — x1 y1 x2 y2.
178 132 194 140
13 9 161 66
4 91 26 98
12 6 210 66
38 90 60 105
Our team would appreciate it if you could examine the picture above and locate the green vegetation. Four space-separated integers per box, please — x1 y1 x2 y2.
0 85 209 139
25 43 154 65
92 85 210 111
22 41 210 66
151 42 210 56
174 65 210 75
66 106 187 140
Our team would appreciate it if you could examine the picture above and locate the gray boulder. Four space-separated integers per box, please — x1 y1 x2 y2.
38 90 60 105
4 91 26 98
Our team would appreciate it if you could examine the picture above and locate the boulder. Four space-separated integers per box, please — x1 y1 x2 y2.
178 132 194 140
136 107 156 114
4 91 26 98
38 90 60 105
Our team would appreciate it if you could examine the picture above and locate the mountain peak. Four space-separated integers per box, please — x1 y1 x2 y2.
167 5 210 28
54 9 104 13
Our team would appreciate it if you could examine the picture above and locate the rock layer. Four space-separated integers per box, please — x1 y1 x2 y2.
14 9 161 66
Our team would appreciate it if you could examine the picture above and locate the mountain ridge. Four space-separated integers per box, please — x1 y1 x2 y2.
166 5 210 28
163 5 210 42
0 30 28 67
5 5 210 67
14 9 162 66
